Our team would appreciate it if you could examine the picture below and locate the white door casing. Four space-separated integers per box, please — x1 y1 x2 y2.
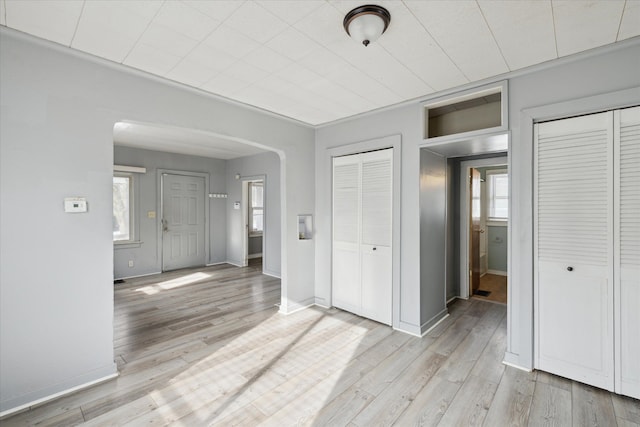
332 149 392 325
161 173 206 271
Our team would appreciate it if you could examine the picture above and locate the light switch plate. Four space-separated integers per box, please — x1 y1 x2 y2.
148 211 156 218
234 202 241 210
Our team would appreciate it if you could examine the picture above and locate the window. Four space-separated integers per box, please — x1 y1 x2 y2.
487 170 508 222
113 174 133 242
249 182 263 236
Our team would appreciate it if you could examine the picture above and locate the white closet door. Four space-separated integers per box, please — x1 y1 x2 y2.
332 157 361 314
360 149 392 325
535 112 614 391
332 149 393 325
615 106 640 399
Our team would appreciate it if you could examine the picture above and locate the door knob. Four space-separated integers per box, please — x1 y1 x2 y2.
372 247 377 251
567 266 573 272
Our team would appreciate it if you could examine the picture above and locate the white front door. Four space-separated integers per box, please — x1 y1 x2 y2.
162 173 206 271
535 112 614 391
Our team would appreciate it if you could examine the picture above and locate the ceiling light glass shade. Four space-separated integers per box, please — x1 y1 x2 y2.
344 5 391 47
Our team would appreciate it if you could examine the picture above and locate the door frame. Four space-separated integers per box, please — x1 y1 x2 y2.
157 169 210 272
459 156 508 299
241 175 266 271
325 135 402 329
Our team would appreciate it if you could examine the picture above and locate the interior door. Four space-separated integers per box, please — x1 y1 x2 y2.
162 173 206 271
332 149 393 325
332 157 361 315
615 106 640 399
360 150 392 325
470 168 481 295
535 112 614 391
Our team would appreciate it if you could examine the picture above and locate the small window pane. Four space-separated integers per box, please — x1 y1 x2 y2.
113 176 131 241
251 184 263 208
252 211 263 232
488 172 508 220
249 182 264 235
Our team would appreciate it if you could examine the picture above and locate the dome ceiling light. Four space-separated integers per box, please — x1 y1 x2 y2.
343 4 391 47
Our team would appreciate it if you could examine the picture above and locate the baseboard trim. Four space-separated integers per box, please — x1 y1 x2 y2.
394 320 422 337
420 309 449 337
487 269 508 276
502 360 533 372
114 271 162 281
0 370 118 419
262 269 281 279
278 297 315 315
226 260 244 268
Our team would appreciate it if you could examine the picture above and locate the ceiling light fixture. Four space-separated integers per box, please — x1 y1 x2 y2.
343 4 391 47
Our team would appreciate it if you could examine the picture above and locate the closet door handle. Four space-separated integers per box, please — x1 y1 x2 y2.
567 266 573 272
372 247 377 251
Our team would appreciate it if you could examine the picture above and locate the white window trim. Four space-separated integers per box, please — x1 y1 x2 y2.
248 181 263 237
486 169 509 226
113 172 139 245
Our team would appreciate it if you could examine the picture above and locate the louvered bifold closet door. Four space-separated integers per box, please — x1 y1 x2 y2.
360 149 392 325
332 156 361 314
615 106 640 399
535 112 615 391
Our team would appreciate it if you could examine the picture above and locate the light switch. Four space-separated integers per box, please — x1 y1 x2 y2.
64 197 88 213
147 211 156 218
234 202 241 210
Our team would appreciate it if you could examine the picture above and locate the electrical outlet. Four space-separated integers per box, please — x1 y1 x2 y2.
128 260 134 268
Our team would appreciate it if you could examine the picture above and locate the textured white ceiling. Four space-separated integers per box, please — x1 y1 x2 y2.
2 0 639 126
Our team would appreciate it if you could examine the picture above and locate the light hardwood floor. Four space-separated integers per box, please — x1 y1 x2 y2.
3 262 639 426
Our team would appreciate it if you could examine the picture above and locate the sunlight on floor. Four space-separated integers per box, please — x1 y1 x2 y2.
135 272 212 295
141 309 368 425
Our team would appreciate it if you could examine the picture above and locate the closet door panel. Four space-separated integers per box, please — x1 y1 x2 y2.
616 106 640 398
332 159 361 312
535 112 614 391
360 149 393 325
361 246 392 325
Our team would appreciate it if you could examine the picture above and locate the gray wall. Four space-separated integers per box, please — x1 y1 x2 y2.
226 151 281 277
316 104 434 336
0 28 313 414
248 236 262 256
476 166 508 274
487 226 507 272
113 146 227 279
420 150 448 328
446 158 460 301
317 39 640 364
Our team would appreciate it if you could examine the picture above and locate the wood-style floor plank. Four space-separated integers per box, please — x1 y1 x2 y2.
2 260 636 426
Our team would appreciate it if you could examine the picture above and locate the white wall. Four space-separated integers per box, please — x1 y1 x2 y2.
226 151 281 277
113 146 228 279
0 29 314 414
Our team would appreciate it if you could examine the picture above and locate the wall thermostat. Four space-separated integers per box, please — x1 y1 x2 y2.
64 197 88 213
